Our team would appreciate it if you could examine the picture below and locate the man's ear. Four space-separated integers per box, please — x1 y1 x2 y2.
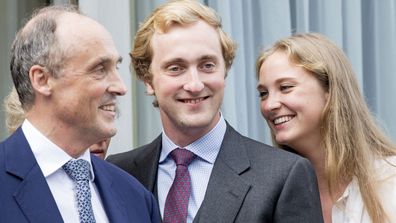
145 82 155 95
29 65 52 96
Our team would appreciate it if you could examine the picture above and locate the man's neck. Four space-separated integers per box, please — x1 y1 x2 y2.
24 116 90 158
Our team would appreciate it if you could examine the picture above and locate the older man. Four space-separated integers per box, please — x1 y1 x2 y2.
0 5 160 222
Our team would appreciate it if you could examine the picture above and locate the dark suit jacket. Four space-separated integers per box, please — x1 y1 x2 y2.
107 123 324 223
0 127 161 223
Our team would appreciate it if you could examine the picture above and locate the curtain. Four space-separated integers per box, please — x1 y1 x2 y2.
132 0 396 147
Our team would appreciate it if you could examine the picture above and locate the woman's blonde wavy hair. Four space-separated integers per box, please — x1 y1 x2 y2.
256 33 396 223
4 87 25 134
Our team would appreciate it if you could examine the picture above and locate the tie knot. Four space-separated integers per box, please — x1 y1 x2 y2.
170 148 196 166
63 159 91 181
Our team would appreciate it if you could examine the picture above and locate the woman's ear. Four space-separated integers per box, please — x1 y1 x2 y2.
325 92 329 103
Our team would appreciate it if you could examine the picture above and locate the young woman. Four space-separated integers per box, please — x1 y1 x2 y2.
256 33 396 223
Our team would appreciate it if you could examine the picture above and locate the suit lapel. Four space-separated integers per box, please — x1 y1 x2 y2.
92 156 127 222
6 128 63 222
194 124 251 223
130 135 162 194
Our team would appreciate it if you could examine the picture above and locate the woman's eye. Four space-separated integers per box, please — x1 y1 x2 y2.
280 85 293 91
258 91 268 99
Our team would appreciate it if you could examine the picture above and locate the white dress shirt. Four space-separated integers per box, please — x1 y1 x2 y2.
22 120 109 223
157 115 226 223
332 156 396 223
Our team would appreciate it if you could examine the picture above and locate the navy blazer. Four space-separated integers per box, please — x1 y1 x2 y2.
108 123 324 223
0 127 161 223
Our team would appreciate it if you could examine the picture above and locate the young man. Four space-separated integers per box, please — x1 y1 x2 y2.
0 5 160 222
107 1 323 222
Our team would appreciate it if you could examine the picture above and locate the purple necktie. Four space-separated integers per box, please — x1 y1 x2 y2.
163 148 196 223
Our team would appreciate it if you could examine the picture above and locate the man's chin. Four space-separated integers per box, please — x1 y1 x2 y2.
179 117 214 129
97 125 117 138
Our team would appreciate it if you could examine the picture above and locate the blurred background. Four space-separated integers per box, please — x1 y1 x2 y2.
1 0 395 156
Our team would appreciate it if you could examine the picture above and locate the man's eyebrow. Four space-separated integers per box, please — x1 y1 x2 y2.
89 56 123 69
162 55 218 65
164 58 185 64
160 58 186 68
199 55 218 61
100 56 123 64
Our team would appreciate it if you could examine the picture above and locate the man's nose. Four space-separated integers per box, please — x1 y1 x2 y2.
183 68 204 92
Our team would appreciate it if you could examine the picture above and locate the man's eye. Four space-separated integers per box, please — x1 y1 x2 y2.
165 64 186 76
95 65 106 73
167 65 181 72
201 62 215 72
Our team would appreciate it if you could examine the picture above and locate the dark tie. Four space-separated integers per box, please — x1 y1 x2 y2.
63 159 96 223
163 148 196 223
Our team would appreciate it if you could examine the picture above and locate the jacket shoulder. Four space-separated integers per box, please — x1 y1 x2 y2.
225 125 309 172
106 135 161 172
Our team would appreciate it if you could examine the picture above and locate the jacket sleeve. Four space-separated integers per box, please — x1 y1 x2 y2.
148 192 161 223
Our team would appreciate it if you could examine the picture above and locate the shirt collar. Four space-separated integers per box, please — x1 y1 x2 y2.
160 114 226 164
334 177 357 211
22 119 95 180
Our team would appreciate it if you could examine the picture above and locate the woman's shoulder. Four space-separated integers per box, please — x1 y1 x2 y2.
373 156 396 181
372 156 396 222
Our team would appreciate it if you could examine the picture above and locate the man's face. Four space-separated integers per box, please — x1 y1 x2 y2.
49 15 126 144
148 20 226 144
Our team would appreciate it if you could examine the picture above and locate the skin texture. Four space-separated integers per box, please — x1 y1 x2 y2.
26 13 126 158
4 87 111 160
257 51 328 154
147 21 226 147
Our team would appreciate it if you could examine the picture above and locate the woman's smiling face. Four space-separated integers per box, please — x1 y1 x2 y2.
257 51 328 151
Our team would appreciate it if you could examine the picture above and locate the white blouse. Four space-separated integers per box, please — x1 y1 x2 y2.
332 156 396 223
